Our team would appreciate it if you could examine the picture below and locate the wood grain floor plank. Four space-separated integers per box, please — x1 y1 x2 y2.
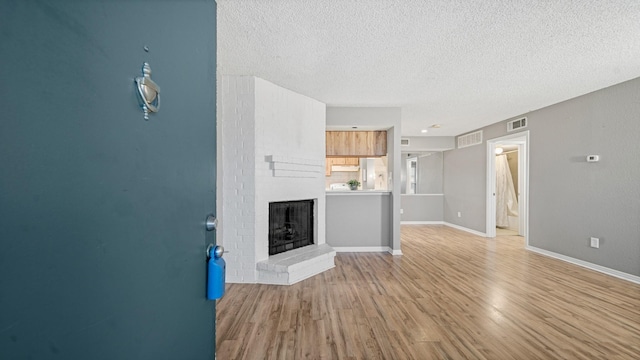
216 225 640 359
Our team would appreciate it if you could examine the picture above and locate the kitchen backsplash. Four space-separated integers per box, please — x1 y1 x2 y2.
325 171 359 189
325 156 389 190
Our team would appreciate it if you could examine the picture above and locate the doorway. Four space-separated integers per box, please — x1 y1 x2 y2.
486 131 529 242
496 145 519 235
406 157 418 194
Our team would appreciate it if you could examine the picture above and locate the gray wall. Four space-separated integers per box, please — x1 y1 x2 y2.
326 107 402 252
401 152 444 222
527 78 640 276
401 195 444 222
418 152 443 194
443 119 508 232
401 152 443 194
401 136 455 151
443 77 640 277
326 195 391 247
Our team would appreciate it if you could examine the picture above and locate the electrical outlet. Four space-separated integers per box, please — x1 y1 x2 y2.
457 212 462 218
590 237 600 248
400 209 404 214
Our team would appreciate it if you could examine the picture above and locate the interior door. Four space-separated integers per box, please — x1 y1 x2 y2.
0 1 217 359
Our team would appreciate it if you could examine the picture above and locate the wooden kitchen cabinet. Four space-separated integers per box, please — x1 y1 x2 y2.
371 131 387 155
326 132 353 156
326 131 387 157
330 157 359 165
344 157 359 165
325 157 360 176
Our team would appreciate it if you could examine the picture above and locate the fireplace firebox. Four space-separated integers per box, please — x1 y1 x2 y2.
269 199 314 255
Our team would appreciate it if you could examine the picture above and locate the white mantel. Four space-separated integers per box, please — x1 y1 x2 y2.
217 76 335 284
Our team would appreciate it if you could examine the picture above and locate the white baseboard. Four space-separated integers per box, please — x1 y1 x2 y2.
443 222 487 237
526 245 640 285
401 221 444 225
333 246 403 256
333 246 391 253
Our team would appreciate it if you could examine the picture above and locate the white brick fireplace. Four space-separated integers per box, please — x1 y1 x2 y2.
217 76 335 285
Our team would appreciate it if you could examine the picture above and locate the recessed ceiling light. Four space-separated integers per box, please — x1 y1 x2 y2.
421 129 428 133
430 124 442 128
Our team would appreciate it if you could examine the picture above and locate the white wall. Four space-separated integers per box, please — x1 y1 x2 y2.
218 76 326 283
218 76 256 282
253 78 327 262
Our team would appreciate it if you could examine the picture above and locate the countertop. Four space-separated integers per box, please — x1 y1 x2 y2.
326 190 391 196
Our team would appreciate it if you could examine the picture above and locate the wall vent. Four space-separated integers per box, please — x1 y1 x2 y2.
507 117 527 132
457 130 483 149
401 138 410 146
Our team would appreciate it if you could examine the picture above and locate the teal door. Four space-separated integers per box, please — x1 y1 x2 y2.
0 1 217 359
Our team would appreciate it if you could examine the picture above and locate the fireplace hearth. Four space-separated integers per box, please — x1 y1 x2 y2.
269 200 314 255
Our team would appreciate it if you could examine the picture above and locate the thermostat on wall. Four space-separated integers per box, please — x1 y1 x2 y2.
586 155 599 162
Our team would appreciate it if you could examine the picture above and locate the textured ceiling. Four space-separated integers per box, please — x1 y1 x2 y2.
217 0 640 136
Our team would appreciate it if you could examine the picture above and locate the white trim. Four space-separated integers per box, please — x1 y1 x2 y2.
526 246 640 285
401 221 444 225
326 191 391 196
400 193 444 197
486 131 530 241
333 246 391 253
268 155 324 167
443 222 487 237
517 143 527 236
331 246 404 256
486 142 496 237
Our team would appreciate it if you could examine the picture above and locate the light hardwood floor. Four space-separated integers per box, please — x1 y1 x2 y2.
216 225 640 359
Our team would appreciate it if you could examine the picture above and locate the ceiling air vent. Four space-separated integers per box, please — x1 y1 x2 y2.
457 130 483 149
507 117 527 132
401 138 410 146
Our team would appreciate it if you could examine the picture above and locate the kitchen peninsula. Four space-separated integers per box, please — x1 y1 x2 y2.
324 129 394 252
326 190 392 251
325 107 402 255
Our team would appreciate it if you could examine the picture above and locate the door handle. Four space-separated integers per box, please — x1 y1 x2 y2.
205 215 217 231
206 244 225 259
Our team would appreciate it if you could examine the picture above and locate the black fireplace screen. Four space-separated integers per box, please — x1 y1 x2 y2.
269 199 314 255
